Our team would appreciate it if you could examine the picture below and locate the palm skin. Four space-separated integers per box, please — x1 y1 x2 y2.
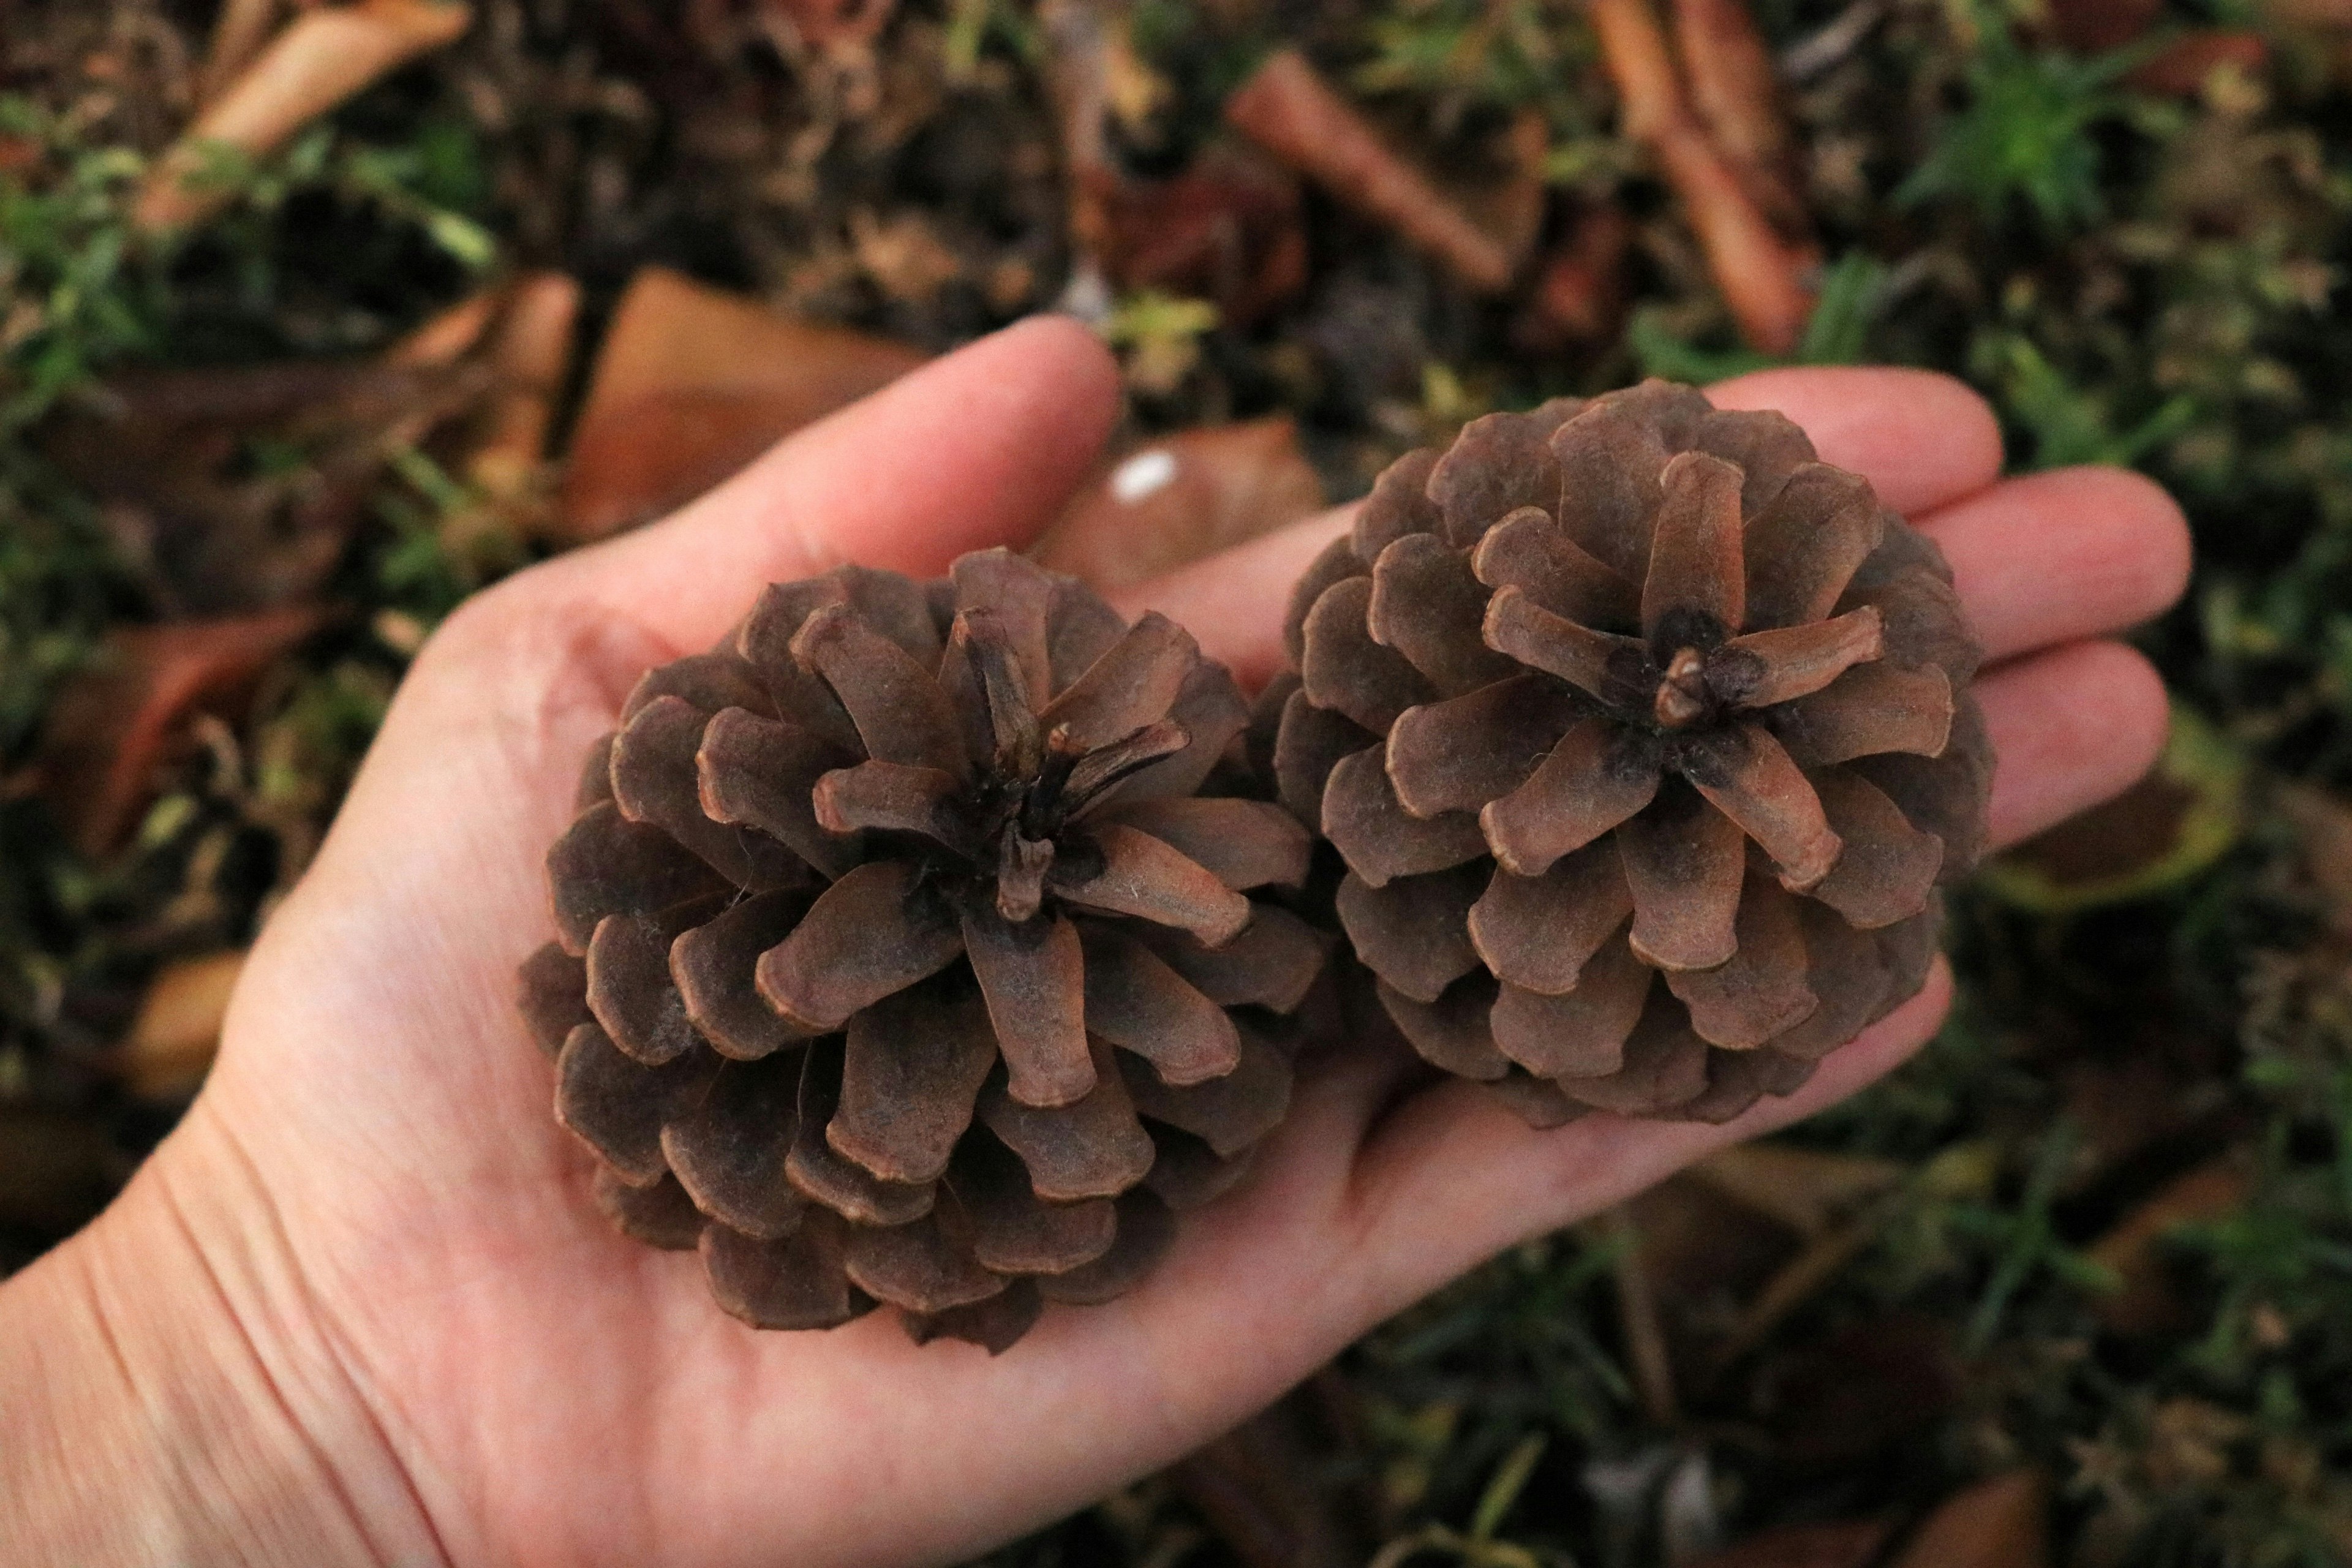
2 318 2191 1568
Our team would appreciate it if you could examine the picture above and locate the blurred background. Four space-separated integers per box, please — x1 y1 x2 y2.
2 0 2350 1562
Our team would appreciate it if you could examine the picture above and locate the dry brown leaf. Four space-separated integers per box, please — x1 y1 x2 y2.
1035 417 1325 589
119 949 247 1097
2047 0 2163 51
558 266 927 541
1225 50 1517 293
137 0 475 232
2126 31 2270 95
1096 142 1308 327
2087 1158 2252 1335
48 359 489 614
36 608 325 857
1889 1472 2049 1568
1685 1520 1891 1568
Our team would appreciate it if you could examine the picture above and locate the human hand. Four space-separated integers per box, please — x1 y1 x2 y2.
0 319 2188 1567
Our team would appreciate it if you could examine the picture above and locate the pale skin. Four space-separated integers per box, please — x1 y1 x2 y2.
0 318 2191 1568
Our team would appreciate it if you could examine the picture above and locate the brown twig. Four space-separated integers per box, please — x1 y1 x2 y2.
1226 48 1516 293
194 0 288 108
1590 0 1814 355
1671 0 1808 232
467 271 582 497
136 0 474 233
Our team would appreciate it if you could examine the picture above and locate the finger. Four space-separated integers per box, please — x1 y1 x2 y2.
1108 505 1354 687
1918 467 2191 663
1980 638 2171 850
1708 366 2005 516
1338 963 1951 1319
519 315 1121 652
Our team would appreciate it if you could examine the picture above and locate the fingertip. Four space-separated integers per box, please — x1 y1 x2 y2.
2072 464 2193 620
1981 639 2173 850
1708 366 2005 516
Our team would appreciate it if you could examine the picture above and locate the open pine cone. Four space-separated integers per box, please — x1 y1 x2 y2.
1273 380 1992 1126
519 549 1326 1352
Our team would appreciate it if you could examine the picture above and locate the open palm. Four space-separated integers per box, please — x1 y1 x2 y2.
21 319 2189 1567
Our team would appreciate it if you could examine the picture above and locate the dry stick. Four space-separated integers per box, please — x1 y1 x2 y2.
469 271 582 496
1671 0 1789 190
1672 0 1810 235
1226 49 1515 294
194 0 288 108
1654 123 1812 356
135 0 475 233
1588 0 1812 356
1600 1205 1679 1426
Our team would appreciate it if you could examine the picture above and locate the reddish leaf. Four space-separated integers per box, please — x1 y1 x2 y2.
36 608 325 856
559 267 927 541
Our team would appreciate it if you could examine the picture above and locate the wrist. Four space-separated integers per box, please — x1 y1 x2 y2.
0 1102 450 1568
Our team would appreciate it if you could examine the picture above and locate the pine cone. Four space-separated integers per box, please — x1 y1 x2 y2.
1273 381 1992 1125
520 549 1327 1351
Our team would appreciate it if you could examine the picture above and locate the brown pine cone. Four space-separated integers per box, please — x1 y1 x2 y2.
1273 380 1992 1126
519 549 1327 1352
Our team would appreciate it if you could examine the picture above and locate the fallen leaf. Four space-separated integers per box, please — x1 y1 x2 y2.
559 266 927 541
2046 0 2163 53
1225 50 1517 293
1035 417 1325 589
119 949 247 1098
2126 31 2270 96
47 359 487 614
36 608 325 858
1684 1520 1891 1568
1096 141 1308 328
137 0 475 232
2087 1158 2251 1335
1888 1471 2048 1568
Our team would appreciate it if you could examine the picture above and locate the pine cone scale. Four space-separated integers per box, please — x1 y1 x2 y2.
755 859 965 1033
833 979 997 1185
962 908 1093 1108
1640 451 1749 638
1464 844 1634 996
